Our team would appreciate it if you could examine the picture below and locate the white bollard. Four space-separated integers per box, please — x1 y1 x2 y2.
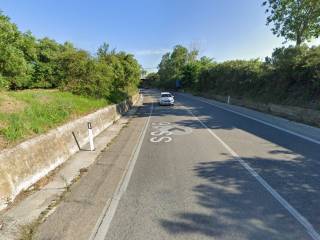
227 96 230 104
88 122 95 151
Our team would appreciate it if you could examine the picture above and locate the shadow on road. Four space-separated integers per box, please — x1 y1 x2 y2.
141 92 319 158
159 154 319 239
135 92 320 239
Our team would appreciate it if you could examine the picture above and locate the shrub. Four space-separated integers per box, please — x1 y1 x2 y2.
0 11 141 102
156 44 320 107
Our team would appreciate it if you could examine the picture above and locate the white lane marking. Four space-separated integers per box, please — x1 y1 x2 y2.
150 136 172 143
150 130 173 136
182 105 320 240
149 122 193 143
89 101 154 240
152 122 171 126
150 122 173 143
179 94 320 145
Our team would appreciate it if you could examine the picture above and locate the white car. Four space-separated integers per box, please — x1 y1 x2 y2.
159 92 174 106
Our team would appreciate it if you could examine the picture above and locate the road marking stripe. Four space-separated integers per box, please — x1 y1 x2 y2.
89 99 153 240
179 94 320 145
182 105 320 240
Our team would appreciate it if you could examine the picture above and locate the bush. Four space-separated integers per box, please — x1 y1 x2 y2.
143 72 160 87
156 44 320 107
0 11 141 102
199 59 263 97
265 45 320 103
61 46 141 103
0 75 9 89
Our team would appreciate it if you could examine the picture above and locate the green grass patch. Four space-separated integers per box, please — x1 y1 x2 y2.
0 89 109 148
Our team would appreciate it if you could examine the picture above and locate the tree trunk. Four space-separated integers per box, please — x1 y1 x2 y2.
296 34 302 46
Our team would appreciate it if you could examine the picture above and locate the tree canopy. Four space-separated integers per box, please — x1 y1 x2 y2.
263 0 320 45
0 11 141 102
157 45 203 88
146 43 320 107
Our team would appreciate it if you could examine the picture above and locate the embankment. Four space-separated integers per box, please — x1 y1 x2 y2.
0 94 140 210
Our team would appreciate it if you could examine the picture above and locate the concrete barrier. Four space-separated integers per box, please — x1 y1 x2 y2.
199 93 320 128
0 94 140 210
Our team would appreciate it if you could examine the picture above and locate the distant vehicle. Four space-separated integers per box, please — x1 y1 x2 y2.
159 92 174 106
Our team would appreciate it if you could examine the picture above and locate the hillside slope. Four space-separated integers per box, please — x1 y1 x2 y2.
0 89 108 150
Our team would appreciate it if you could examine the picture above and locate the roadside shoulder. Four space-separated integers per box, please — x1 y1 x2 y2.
0 97 143 240
178 92 320 145
34 98 149 240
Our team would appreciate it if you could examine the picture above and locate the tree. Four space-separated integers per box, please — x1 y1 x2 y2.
263 0 320 45
18 31 37 63
170 45 190 80
0 12 31 89
181 57 214 89
157 52 173 88
144 72 160 87
0 9 141 100
32 37 63 88
157 45 199 88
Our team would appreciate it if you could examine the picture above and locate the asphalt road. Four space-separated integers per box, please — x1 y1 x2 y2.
104 90 320 240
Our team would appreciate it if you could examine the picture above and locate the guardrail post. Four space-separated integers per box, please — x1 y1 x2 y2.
227 96 230 104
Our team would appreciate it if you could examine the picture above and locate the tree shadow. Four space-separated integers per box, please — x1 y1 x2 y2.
159 155 319 239
140 91 319 238
135 93 234 131
176 93 320 161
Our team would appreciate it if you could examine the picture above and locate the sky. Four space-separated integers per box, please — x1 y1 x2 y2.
1 0 320 72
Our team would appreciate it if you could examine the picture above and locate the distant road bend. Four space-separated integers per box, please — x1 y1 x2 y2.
99 90 320 240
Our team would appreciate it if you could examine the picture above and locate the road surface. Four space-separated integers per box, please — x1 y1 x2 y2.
103 90 320 240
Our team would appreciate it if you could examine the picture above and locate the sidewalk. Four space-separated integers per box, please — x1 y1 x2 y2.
0 97 144 240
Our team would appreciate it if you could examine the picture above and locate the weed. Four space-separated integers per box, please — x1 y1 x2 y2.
19 221 39 240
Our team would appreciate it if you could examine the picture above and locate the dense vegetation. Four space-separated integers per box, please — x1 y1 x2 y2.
263 0 320 46
146 44 320 107
0 11 141 148
0 12 141 102
145 0 320 108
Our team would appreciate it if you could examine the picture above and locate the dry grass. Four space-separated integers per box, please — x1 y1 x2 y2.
0 95 26 114
19 221 39 240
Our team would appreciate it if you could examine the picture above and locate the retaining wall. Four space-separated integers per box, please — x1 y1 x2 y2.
200 93 320 128
0 94 140 210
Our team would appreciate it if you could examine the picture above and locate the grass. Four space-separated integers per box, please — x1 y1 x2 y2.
0 89 109 149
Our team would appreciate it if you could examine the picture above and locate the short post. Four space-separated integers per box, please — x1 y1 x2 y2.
227 96 230 104
88 122 95 151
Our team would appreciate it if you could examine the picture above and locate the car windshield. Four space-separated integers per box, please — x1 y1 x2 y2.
161 94 171 98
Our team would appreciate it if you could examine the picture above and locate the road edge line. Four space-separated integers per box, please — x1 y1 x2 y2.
182 104 320 240
179 93 320 145
89 99 153 240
